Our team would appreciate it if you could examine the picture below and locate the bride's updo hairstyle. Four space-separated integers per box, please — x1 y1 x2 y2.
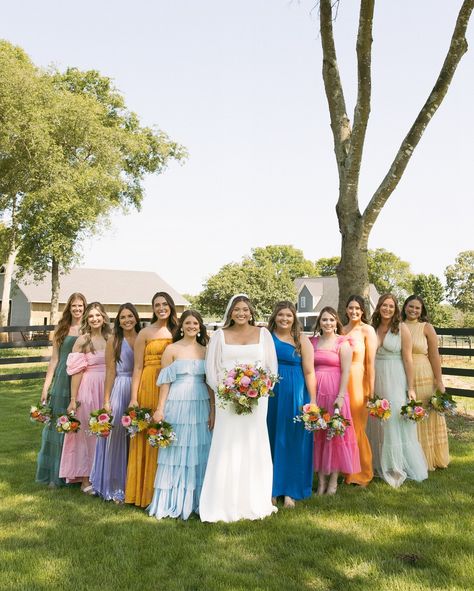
223 295 257 328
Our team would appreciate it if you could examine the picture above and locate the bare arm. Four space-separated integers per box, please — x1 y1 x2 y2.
401 324 416 401
425 323 445 393
103 339 116 412
153 346 174 422
364 325 377 398
41 341 59 403
129 331 146 407
336 341 352 409
301 335 317 405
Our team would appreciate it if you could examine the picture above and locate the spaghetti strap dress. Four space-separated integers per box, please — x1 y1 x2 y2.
405 320 449 470
125 338 171 507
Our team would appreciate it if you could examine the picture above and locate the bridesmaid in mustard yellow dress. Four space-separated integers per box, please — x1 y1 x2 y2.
402 295 449 470
342 295 377 486
124 292 177 507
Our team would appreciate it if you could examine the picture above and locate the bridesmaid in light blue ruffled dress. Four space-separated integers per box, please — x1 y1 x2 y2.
367 294 428 488
148 310 213 520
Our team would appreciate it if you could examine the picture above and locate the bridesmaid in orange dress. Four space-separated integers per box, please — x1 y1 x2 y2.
124 292 177 507
402 295 449 470
342 295 377 486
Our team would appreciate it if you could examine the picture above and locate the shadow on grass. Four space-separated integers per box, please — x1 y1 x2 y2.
0 382 473 591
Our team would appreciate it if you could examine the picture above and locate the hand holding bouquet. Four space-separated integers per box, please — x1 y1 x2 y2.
217 363 279 415
326 408 351 440
30 401 52 425
89 409 114 438
430 390 457 416
121 406 152 437
145 421 177 448
56 413 81 433
367 396 392 421
400 400 428 422
294 403 329 432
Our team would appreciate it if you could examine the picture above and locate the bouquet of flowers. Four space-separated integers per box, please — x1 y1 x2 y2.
325 409 351 440
30 401 53 425
294 403 329 432
145 421 177 448
88 409 114 438
56 413 81 433
217 363 279 415
430 390 457 416
400 400 428 422
367 396 392 421
121 406 152 437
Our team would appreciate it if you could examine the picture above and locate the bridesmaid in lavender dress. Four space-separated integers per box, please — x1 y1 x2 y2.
91 304 141 501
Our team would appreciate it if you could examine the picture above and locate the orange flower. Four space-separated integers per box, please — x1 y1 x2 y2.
323 412 331 422
148 428 158 435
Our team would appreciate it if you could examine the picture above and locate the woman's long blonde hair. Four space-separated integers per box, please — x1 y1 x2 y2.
79 302 111 352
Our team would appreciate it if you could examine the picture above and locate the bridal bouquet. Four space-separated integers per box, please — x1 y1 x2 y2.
30 401 52 425
88 409 114 438
294 403 329 432
325 409 351 440
430 390 457 416
400 400 428 422
56 413 81 433
145 421 177 448
217 363 279 415
121 406 152 437
367 396 392 421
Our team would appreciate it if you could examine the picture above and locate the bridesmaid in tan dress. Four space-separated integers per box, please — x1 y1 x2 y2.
342 295 377 486
124 292 177 507
402 295 449 470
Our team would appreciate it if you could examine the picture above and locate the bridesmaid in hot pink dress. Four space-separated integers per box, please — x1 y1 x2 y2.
59 302 110 493
310 307 360 495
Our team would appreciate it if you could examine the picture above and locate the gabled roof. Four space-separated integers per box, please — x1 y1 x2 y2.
295 276 379 313
14 268 189 307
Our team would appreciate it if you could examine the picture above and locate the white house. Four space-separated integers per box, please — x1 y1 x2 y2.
295 276 380 331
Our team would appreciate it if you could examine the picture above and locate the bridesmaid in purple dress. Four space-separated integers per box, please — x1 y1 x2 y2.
91 303 141 502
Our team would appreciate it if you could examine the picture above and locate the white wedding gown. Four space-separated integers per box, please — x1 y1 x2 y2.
199 328 278 522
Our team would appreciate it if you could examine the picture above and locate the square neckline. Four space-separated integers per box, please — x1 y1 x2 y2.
221 327 263 347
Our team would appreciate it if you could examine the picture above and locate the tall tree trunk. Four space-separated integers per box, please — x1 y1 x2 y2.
50 257 60 325
0 246 19 341
319 0 473 314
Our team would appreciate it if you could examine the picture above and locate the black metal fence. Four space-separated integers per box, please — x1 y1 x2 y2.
1 324 473 397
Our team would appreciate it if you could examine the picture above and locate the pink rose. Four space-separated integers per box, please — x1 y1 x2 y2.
247 389 258 398
59 415 68 424
380 399 390 411
228 370 236 378
414 406 424 416
240 376 251 387
302 403 312 413
98 413 109 423
121 416 132 427
224 377 235 387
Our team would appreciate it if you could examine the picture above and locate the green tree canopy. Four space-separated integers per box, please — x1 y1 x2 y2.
445 250 474 313
314 256 340 277
412 273 446 326
195 245 317 318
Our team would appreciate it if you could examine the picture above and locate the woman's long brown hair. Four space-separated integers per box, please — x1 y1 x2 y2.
267 301 302 356
53 292 87 349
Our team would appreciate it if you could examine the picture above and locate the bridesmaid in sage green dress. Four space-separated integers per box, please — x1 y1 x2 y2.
36 293 86 487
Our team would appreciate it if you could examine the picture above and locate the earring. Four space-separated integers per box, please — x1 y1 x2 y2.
197 332 201 337
180 329 184 335
249 317 253 322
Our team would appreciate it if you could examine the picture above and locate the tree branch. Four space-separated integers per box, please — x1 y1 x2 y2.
362 0 474 239
345 0 374 193
319 0 351 180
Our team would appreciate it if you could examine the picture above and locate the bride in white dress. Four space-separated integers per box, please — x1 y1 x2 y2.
199 294 278 522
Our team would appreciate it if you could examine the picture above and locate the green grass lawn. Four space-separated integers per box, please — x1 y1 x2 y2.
1 380 473 591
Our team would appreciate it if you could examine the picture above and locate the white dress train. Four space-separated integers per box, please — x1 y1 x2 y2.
199 327 278 522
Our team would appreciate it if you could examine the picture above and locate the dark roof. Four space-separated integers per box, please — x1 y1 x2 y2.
15 268 189 306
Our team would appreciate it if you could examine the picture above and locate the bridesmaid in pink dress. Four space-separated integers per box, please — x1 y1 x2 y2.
310 307 360 495
59 302 111 493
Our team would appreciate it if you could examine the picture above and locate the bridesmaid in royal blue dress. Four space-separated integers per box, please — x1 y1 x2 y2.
148 310 214 520
91 303 141 501
267 301 316 507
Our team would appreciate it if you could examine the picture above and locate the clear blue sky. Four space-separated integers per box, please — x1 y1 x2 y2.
2 1 473 294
